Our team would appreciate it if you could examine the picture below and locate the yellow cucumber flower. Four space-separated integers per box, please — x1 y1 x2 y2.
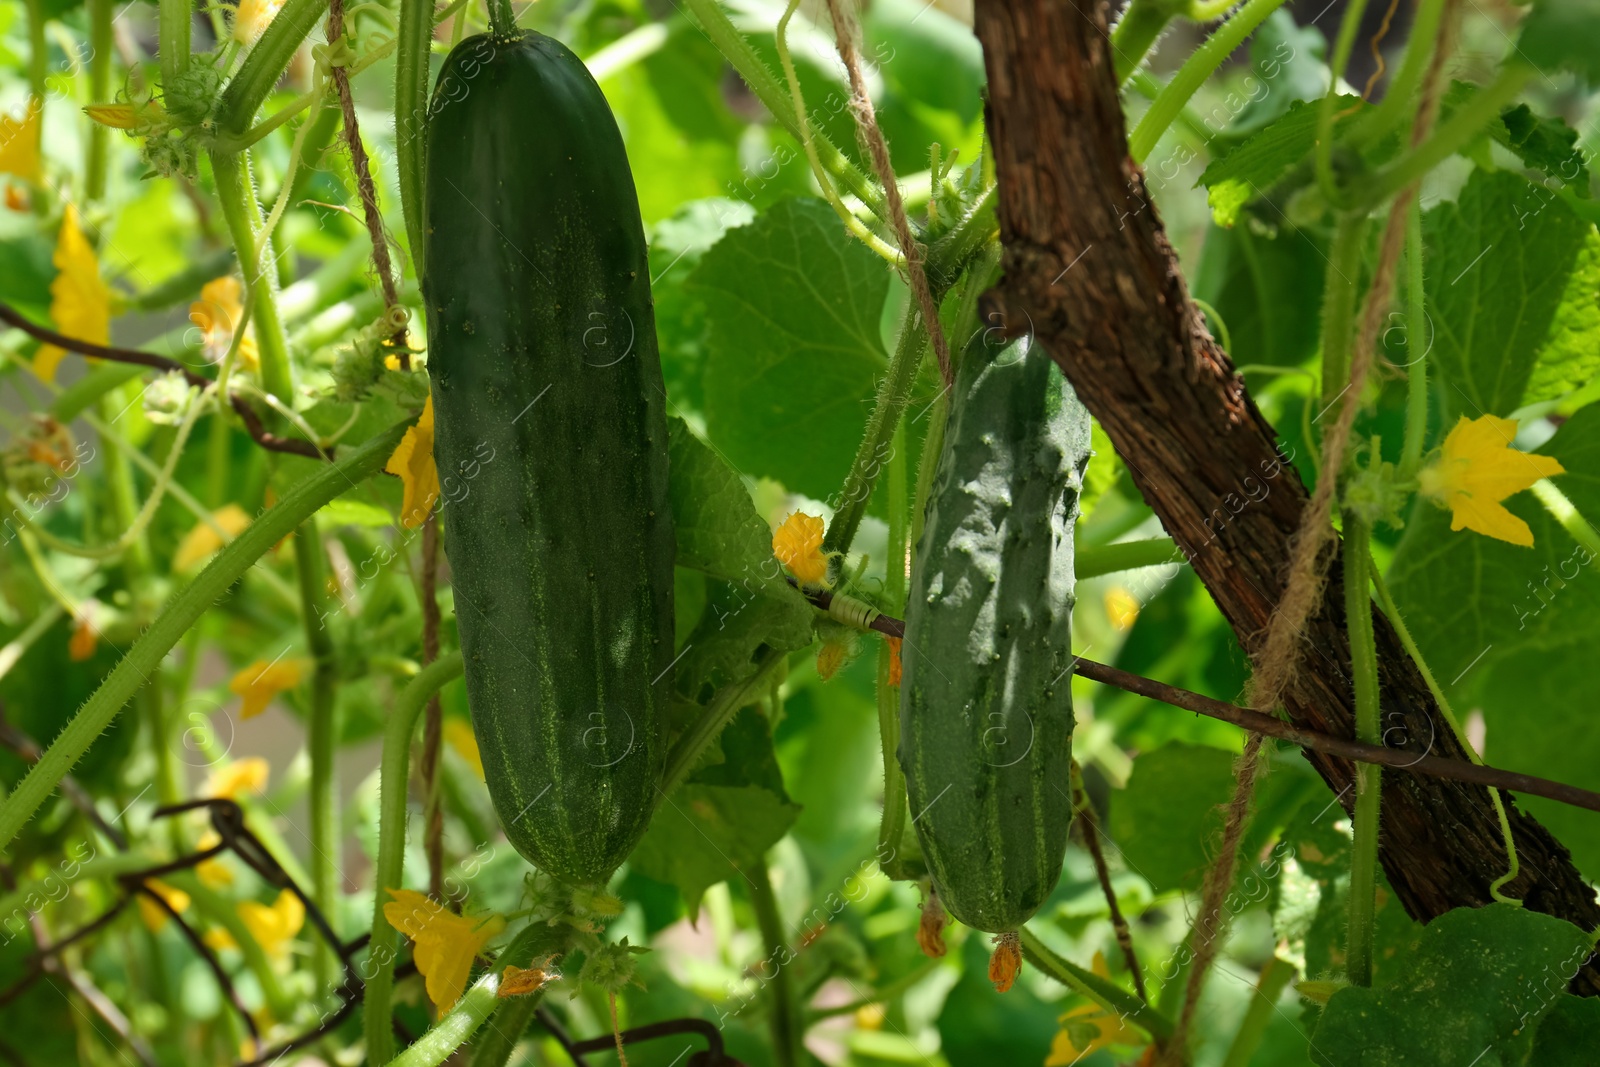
37 204 110 384
189 276 259 370
136 879 192 932
773 511 828 586
173 504 253 571
384 888 506 1010
443 717 485 780
1044 953 1142 1064
204 756 270 799
229 659 306 720
1418 415 1565 547
237 889 305 963
0 100 41 183
386 396 439 529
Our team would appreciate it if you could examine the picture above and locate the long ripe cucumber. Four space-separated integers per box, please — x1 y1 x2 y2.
423 30 674 886
898 334 1089 933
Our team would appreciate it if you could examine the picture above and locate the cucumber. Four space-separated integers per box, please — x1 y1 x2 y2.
897 334 1089 933
423 30 674 886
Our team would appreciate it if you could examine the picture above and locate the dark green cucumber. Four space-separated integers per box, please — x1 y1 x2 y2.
423 30 674 885
897 335 1089 933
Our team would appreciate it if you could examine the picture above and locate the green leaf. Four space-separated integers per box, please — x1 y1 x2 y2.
1197 96 1361 227
1386 495 1592 700
689 197 891 503
1518 0 1600 85
666 414 816 698
316 498 394 527
1478 641 1600 878
864 0 986 126
1310 904 1591 1065
1544 402 1600 521
1191 220 1327 368
633 708 800 912
1496 103 1591 191
1108 742 1236 893
677 582 814 700
1531 995 1600 1065
1423 170 1594 417
1222 11 1329 141
1440 83 1590 192
1524 227 1600 406
651 198 756 416
668 416 808 604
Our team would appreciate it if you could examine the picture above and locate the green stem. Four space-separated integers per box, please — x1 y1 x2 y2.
1127 0 1290 162
877 421 909 873
485 0 516 36
1343 515 1380 987
1532 479 1600 559
678 0 880 213
395 0 434 264
159 0 191 86
1350 0 1445 149
1352 64 1532 209
746 860 800 1067
467 984 548 1067
85 0 112 200
1018 927 1174 1042
1219 956 1296 1067
1320 214 1368 403
660 649 787 800
1400 203 1429 477
0 424 407 851
1077 537 1186 579
215 0 332 135
295 521 341 993
212 151 296 406
389 921 569 1067
24 0 47 99
1368 558 1520 901
1111 0 1175 87
365 651 467 1066
1313 0 1373 204
96 391 151 573
822 313 931 565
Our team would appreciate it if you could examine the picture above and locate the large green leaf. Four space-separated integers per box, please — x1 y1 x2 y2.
1519 0 1600 85
1478 642 1600 879
633 708 800 912
1386 495 1588 699
1531 995 1600 1065
1524 227 1600 406
651 198 756 416
1423 170 1594 417
690 197 891 503
1544 402 1600 521
1191 220 1327 368
666 415 815 698
1311 904 1591 1065
865 0 986 126
1108 743 1236 894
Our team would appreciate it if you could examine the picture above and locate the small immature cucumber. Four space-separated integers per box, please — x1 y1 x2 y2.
898 334 1089 933
423 30 674 886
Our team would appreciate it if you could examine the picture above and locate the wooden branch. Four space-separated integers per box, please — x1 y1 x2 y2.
971 0 1600 993
795 584 1600 815
0 302 329 460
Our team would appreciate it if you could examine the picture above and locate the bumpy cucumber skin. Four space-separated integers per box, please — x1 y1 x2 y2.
423 31 674 886
898 336 1089 933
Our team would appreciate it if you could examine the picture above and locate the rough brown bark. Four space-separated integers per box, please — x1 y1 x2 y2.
973 0 1600 993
